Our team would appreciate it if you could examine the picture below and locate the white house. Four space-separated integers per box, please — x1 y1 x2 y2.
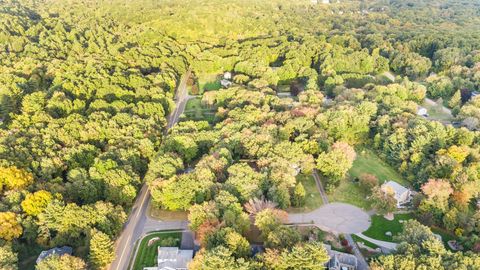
381 181 412 208
417 107 428 117
220 79 232 88
223 72 232 80
144 247 193 270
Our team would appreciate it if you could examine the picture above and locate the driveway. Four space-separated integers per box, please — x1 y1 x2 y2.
289 202 371 234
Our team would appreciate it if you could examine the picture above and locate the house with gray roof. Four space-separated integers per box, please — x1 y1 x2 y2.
144 247 193 270
36 246 73 264
381 180 412 208
324 244 357 270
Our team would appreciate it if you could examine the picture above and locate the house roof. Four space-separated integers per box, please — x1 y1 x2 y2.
382 181 409 199
36 246 73 264
158 247 193 270
324 244 357 268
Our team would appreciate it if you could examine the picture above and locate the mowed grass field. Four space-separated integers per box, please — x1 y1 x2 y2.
327 148 409 209
184 97 216 123
288 174 323 213
422 99 454 124
349 149 409 186
131 231 182 270
363 213 413 242
198 73 221 93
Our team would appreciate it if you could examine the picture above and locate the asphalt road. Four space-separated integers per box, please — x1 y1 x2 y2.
109 71 191 270
308 171 370 270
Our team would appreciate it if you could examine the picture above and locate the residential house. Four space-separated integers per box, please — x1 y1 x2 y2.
417 107 428 117
223 72 232 80
220 79 232 88
324 244 357 270
144 247 193 270
381 181 412 208
36 246 73 264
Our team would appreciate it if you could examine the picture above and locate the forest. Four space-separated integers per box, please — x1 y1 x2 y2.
1 0 480 269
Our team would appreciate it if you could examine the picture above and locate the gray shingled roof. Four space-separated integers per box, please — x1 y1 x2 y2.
36 246 73 264
157 247 193 270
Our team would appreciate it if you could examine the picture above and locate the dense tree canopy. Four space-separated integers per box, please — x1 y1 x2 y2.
2 0 480 268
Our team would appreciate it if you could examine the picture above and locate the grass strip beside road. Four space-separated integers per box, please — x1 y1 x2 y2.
131 231 182 270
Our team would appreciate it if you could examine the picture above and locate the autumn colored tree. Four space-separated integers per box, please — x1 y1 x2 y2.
359 174 379 194
36 254 87 270
0 212 22 241
370 187 397 215
0 166 34 191
262 242 330 270
0 244 17 270
316 142 356 189
420 179 453 212
21 190 54 216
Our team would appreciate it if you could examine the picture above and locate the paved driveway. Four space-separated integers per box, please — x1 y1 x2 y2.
289 202 371 234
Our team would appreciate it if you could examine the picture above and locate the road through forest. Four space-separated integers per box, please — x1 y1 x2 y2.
109 71 191 270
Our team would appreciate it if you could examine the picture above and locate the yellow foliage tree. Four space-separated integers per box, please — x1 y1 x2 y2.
21 190 54 216
0 212 23 241
0 166 34 191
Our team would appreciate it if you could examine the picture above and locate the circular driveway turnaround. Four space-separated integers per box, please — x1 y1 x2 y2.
288 202 371 234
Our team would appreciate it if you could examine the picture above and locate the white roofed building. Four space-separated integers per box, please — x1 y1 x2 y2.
381 181 412 208
144 247 193 270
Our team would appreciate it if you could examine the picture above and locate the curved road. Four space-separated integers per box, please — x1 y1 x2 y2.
109 71 192 270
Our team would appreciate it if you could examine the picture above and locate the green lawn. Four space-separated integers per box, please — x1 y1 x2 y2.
288 174 323 213
131 232 182 270
363 213 413 242
352 234 379 249
327 149 409 209
198 73 221 93
326 179 371 209
184 97 216 123
422 99 454 123
350 149 408 186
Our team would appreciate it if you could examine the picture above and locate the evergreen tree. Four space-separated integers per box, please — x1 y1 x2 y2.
89 229 115 269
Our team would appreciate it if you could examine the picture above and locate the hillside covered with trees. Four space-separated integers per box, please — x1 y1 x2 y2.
1 0 480 269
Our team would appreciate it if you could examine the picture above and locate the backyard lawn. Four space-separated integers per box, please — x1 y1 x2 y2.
288 174 323 213
352 234 379 249
349 149 409 186
422 98 454 124
198 73 221 93
327 149 409 209
131 231 182 270
362 213 413 242
184 97 216 123
326 179 371 209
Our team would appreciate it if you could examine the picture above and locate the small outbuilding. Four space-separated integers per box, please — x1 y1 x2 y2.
36 246 73 264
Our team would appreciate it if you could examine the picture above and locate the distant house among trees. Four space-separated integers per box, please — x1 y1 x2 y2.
223 72 232 80
417 107 428 117
36 246 73 264
221 72 233 88
381 181 412 208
